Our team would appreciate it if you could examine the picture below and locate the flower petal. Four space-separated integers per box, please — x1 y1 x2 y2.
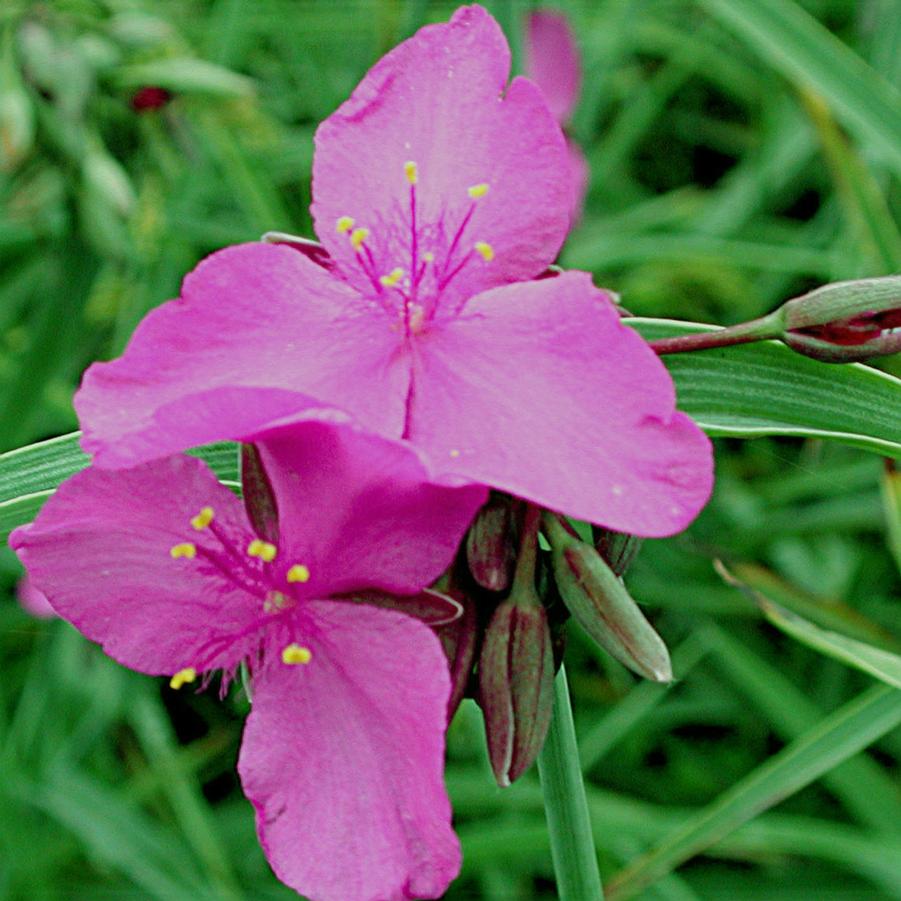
312 5 570 300
408 272 714 535
251 420 487 596
10 456 263 675
76 242 409 469
525 10 582 124
239 600 459 901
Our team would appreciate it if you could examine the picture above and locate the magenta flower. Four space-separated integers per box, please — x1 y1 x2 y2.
11 420 486 901
74 4 712 538
524 9 589 221
16 573 56 618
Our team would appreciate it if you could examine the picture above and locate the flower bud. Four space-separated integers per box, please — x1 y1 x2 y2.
478 592 554 786
592 525 643 577
780 276 901 362
478 504 554 786
434 587 480 723
543 513 672 682
465 492 516 591
131 85 172 112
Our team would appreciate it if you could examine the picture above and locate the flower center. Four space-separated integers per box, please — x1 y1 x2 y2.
335 160 494 337
167 504 314 687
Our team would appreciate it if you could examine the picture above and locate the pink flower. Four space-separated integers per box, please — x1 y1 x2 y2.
11 420 486 901
524 9 588 221
74 4 713 538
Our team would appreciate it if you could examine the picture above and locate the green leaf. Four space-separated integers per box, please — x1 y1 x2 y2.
630 318 901 457
115 59 254 98
697 0 901 177
605 684 901 899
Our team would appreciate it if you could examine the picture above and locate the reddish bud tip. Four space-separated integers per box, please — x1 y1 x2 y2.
130 86 172 112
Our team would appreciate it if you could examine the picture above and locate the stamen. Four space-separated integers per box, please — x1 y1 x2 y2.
474 241 494 262
336 216 355 234
170 542 197 560
449 448 461 458
287 564 311 583
467 183 489 199
190 506 214 530
170 667 197 689
247 539 277 562
350 227 370 252
404 160 419 185
379 267 405 288
422 251 435 263
282 643 313 665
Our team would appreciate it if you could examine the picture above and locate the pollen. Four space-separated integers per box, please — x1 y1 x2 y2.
379 267 404 288
190 506 214 530
170 542 197 560
404 160 419 185
350 227 370 252
449 448 461 458
169 667 197 689
282 643 313 665
467 182 490 199
287 564 311 583
248 539 277 562
422 251 435 263
335 215 355 233
474 241 495 262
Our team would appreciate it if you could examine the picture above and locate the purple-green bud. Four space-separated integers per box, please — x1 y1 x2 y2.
465 492 517 591
592 525 643 577
544 513 672 682
478 592 554 786
240 443 279 543
434 587 479 723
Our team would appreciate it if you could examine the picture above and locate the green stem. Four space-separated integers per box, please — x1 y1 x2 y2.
537 665 604 901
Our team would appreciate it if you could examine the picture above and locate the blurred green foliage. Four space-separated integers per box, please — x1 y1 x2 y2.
0 1 899 899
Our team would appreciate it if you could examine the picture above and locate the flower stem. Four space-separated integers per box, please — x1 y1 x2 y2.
646 312 781 355
537 664 604 901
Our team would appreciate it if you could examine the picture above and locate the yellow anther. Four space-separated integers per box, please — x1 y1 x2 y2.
467 183 490 199
474 241 495 262
449 448 461 458
404 160 418 185
336 215 355 234
287 564 311 584
422 251 435 263
379 267 405 288
170 542 197 560
350 227 370 252
169 667 197 689
282 643 313 665
248 539 277 562
190 506 214 530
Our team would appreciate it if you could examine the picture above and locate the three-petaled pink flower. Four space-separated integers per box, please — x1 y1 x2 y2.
11 420 487 901
75 3 713 537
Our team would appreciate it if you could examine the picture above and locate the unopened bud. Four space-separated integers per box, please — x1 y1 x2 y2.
351 587 462 627
434 588 479 722
780 276 901 362
466 492 516 591
83 143 135 217
592 525 643 577
478 592 554 786
131 85 172 112
544 513 672 682
240 444 279 544
262 231 333 270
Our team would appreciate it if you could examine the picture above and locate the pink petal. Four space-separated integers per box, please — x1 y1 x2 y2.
76 243 409 469
525 10 582 124
408 272 714 536
10 456 264 675
16 574 56 619
251 420 486 596
567 138 589 225
312 5 570 306
239 601 459 901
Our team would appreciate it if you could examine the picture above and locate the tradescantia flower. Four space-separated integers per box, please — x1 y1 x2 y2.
74 4 713 538
524 8 589 222
11 420 487 901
